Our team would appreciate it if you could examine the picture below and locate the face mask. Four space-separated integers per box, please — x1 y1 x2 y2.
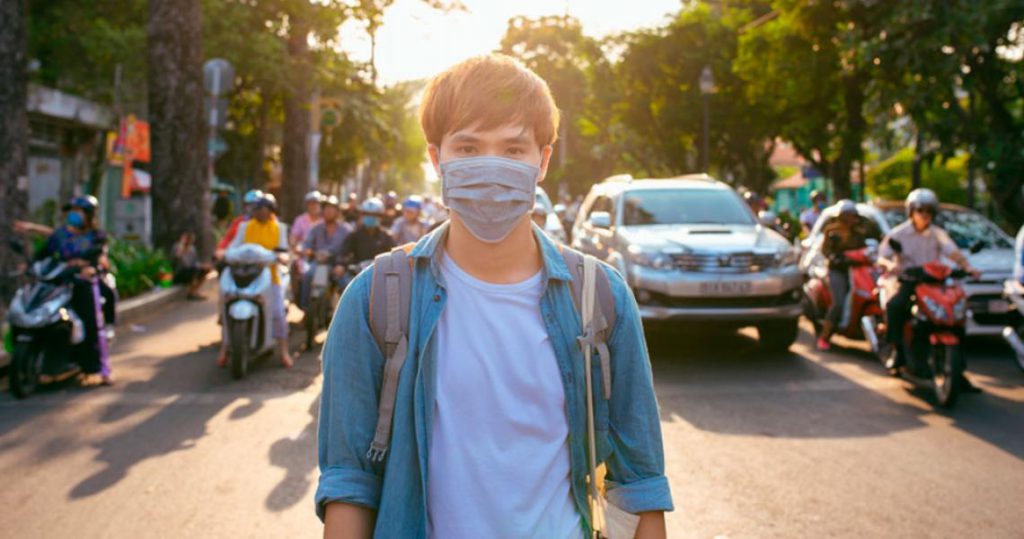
363 216 380 228
440 156 539 243
66 212 85 229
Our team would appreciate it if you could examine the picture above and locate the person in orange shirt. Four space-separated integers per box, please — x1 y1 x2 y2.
216 189 264 259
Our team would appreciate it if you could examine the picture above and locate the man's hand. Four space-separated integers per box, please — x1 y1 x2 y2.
80 266 97 278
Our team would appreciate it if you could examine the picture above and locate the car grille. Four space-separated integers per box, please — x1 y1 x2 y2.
967 293 1012 326
644 290 800 309
671 252 778 273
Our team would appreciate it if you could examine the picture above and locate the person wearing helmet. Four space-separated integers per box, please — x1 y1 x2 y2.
800 190 828 234
381 190 400 228
340 197 396 268
217 189 263 258
223 193 294 368
390 196 428 244
343 193 360 223
299 195 353 310
531 201 549 229
291 190 323 248
815 200 882 350
36 195 116 386
879 189 978 372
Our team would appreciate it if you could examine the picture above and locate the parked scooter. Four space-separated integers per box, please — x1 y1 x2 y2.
803 239 883 344
220 243 290 380
6 258 86 398
1000 279 1024 373
863 240 971 407
304 250 339 350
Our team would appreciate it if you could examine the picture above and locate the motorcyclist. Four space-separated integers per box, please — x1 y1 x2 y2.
299 195 352 310
878 189 979 381
340 198 396 279
800 190 827 234
343 193 360 223
291 190 323 249
221 193 294 368
216 189 263 260
816 200 882 350
35 196 117 386
390 196 429 244
382 190 400 228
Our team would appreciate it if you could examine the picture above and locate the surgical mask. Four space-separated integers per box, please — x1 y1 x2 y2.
66 212 85 228
440 156 539 243
363 216 380 228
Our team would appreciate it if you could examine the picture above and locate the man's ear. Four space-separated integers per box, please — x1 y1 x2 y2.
428 144 442 179
537 144 554 184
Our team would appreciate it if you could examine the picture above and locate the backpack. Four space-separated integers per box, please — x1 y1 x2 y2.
363 244 617 462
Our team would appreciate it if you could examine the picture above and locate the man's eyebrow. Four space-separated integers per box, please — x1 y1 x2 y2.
502 134 534 145
448 133 481 143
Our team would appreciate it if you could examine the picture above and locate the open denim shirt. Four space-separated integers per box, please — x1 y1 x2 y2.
316 223 673 537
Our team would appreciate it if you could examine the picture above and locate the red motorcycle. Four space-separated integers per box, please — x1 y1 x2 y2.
864 253 970 408
803 243 884 343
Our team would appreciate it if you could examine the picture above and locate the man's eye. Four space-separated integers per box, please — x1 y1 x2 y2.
507 147 525 156
456 146 476 154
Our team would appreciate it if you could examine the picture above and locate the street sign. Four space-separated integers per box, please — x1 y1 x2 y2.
318 98 343 130
203 58 235 97
208 136 229 158
204 97 229 129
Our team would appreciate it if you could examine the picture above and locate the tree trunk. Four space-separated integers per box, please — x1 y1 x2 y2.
0 0 28 309
148 0 210 256
834 72 866 201
911 129 924 190
281 16 311 223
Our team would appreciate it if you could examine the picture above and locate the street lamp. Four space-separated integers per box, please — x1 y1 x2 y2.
699 65 715 173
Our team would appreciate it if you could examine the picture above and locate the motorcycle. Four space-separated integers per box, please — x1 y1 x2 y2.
862 240 971 407
303 250 340 350
1000 279 1024 373
6 258 87 398
803 239 883 344
220 243 290 380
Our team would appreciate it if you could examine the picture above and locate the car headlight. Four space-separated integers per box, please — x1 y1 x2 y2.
775 249 799 267
627 245 674 271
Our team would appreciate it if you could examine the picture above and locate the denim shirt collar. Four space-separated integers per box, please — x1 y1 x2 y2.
408 220 573 284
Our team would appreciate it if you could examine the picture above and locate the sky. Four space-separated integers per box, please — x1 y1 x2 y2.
339 0 684 84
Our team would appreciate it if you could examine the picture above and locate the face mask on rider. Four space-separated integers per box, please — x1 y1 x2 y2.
66 211 85 229
440 156 539 243
363 216 380 228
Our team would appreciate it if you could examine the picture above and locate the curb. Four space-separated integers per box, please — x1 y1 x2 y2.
116 285 187 324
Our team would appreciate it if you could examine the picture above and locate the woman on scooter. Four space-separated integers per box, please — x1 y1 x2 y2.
817 200 881 350
35 196 117 386
220 193 295 368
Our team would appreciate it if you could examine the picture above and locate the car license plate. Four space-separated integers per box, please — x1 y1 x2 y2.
700 281 752 295
988 299 1010 314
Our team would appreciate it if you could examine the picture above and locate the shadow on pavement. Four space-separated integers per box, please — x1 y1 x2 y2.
265 397 319 512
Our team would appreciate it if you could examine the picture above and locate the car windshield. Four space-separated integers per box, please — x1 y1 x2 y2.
622 188 755 226
880 208 1012 250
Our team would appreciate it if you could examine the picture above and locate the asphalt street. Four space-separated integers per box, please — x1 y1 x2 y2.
1 289 1022 538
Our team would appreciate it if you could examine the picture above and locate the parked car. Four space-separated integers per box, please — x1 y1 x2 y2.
535 186 567 243
802 201 1014 336
571 174 803 351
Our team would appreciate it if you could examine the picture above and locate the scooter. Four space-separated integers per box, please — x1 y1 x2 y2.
803 239 884 344
220 244 289 380
6 258 86 398
1000 279 1024 373
863 241 971 408
303 250 339 350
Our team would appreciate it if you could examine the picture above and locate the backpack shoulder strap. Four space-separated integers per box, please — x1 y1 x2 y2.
560 246 616 400
366 244 415 462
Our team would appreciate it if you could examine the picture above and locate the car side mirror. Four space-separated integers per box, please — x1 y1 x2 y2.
969 240 985 254
589 211 612 229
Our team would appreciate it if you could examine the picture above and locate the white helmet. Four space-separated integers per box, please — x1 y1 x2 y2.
304 190 324 204
906 188 939 214
837 199 857 216
360 197 385 215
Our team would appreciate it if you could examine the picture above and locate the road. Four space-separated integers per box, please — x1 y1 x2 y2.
1 291 1022 538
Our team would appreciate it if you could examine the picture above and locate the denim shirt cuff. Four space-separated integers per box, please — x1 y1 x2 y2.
605 475 674 514
314 466 382 521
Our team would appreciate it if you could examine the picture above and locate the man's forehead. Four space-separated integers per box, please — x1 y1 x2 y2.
446 123 537 144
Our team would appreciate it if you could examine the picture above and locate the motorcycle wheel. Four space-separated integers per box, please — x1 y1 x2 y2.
10 342 42 399
229 319 251 380
931 343 963 408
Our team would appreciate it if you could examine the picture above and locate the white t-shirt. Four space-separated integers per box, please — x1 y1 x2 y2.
427 253 582 539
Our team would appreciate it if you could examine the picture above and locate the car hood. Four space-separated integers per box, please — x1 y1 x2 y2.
620 224 791 253
968 248 1014 275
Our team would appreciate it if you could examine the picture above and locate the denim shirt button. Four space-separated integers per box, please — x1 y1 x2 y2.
433 294 441 302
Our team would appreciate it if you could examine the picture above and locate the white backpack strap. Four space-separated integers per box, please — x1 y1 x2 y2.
575 253 613 400
366 248 413 463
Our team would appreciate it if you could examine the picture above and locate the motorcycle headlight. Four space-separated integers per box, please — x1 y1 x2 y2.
628 245 673 271
952 296 967 321
922 296 948 322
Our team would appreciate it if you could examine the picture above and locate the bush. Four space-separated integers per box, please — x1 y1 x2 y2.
867 147 968 204
107 239 173 299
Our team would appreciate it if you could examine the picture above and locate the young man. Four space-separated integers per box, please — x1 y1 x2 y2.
291 190 323 249
316 55 672 538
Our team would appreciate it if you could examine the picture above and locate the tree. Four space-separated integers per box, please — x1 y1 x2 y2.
0 0 29 308
148 0 210 254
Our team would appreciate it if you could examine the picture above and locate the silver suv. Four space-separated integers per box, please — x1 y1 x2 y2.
571 174 803 351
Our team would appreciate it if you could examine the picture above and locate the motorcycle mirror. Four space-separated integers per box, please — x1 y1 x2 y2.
969 240 986 254
889 238 903 253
